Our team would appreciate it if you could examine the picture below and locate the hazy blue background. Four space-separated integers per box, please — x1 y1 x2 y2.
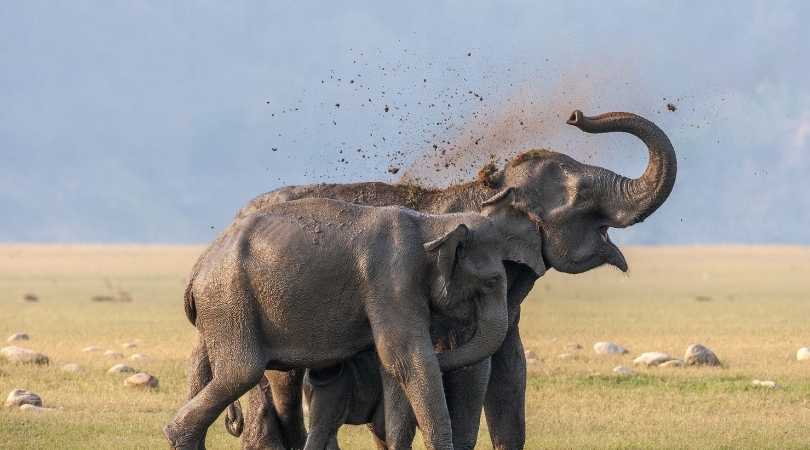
1 1 808 244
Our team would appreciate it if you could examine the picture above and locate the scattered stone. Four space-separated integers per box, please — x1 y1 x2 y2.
684 344 721 366
6 333 30 342
129 353 149 361
796 347 810 361
91 291 132 303
565 343 583 351
558 353 574 360
633 352 674 367
61 363 81 373
124 372 159 389
694 295 712 302
121 342 138 349
22 293 39 302
104 350 124 359
0 346 49 365
19 404 56 412
593 342 628 355
387 166 400 175
525 350 539 360
613 365 633 376
108 364 137 374
82 346 101 353
5 389 42 408
752 379 778 389
659 359 685 368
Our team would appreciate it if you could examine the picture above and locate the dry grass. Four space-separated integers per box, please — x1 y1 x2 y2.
1 245 810 449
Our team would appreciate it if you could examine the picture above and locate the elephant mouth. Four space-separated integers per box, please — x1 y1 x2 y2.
600 226 628 272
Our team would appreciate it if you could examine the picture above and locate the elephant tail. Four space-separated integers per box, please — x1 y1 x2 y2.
184 280 197 326
225 401 244 436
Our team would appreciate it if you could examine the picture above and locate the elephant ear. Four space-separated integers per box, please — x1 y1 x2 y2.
482 187 546 277
423 224 470 299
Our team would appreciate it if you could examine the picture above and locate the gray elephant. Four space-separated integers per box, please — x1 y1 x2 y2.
299 348 483 450
225 110 677 450
165 188 545 450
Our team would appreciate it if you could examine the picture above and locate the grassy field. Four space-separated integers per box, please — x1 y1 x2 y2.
1 245 810 449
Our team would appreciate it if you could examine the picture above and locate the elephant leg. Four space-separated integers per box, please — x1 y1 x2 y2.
303 368 351 450
443 358 491 450
380 369 416 450
242 376 287 450
165 321 267 450
187 337 213 450
368 402 388 450
484 313 526 450
267 368 308 448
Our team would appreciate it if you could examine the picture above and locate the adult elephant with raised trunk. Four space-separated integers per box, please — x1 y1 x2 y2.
221 110 677 450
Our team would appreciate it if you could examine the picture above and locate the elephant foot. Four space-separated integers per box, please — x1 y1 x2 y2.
163 422 204 450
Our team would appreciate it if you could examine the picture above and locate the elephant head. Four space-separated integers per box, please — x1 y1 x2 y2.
483 110 677 274
423 188 545 371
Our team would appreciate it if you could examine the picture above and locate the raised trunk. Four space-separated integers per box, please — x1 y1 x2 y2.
436 290 509 371
567 110 677 227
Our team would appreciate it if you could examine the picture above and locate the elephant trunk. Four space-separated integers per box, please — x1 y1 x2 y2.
436 289 509 371
567 110 677 227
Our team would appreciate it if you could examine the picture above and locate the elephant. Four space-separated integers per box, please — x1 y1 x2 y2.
225 110 677 449
165 188 546 450
299 347 484 450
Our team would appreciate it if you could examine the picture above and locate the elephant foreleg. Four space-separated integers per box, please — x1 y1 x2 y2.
380 369 416 450
483 313 526 450
443 358 491 450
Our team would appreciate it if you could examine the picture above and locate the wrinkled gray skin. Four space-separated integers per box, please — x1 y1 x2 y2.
165 190 546 450
301 350 386 450
227 110 677 449
298 348 490 450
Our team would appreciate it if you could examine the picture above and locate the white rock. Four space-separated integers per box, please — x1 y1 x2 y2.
61 363 81 373
104 350 124 359
633 352 673 367
558 353 574 360
124 372 159 389
593 342 628 355
19 404 56 412
613 365 633 375
82 346 101 353
6 333 30 342
108 364 137 374
129 353 149 361
525 350 539 359
659 359 685 368
752 379 778 389
0 346 49 365
5 389 42 408
796 347 810 361
121 342 138 349
684 344 721 366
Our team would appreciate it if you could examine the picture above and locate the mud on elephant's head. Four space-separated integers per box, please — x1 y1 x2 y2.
422 188 544 370
482 110 677 274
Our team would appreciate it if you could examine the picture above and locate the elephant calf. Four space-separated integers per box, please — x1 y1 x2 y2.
165 188 544 450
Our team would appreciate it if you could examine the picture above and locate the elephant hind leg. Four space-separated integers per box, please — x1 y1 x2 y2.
165 311 268 449
267 368 308 449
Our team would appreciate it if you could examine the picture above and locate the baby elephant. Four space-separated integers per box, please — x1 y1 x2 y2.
165 188 544 450
302 350 386 450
